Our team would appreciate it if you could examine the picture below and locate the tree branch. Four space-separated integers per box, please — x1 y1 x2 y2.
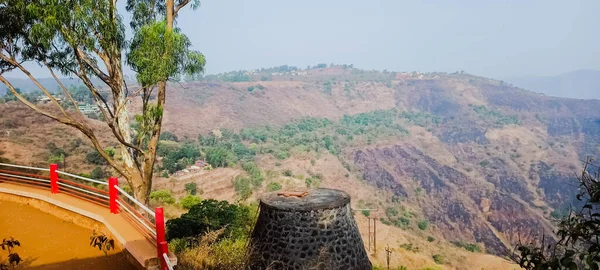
44 60 84 116
74 47 112 85
0 54 71 119
174 0 191 16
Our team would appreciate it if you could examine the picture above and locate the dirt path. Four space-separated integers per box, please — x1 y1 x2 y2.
0 200 135 269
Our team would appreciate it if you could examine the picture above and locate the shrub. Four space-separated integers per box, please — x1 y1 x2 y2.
432 254 445 264
266 182 282 192
160 131 179 142
90 167 105 179
166 199 253 240
394 217 410 229
362 210 370 217
427 236 435 242
232 176 252 200
185 182 198 195
479 160 490 167
386 207 399 218
86 151 107 165
149 190 176 204
180 195 202 209
282 169 292 177
418 220 429 230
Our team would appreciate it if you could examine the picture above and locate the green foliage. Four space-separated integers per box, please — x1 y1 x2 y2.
479 160 490 167
160 142 201 173
386 207 399 218
401 111 442 127
203 142 250 168
180 195 202 210
266 182 282 192
399 243 419 252
86 151 107 165
185 182 197 195
362 210 370 217
232 176 252 200
245 164 264 188
90 167 105 179
380 218 392 226
471 104 520 126
452 242 482 253
427 236 435 242
166 199 253 240
304 177 320 188
432 254 445 264
160 131 179 142
394 217 410 229
418 220 429 230
149 189 176 204
283 169 293 177
128 21 205 87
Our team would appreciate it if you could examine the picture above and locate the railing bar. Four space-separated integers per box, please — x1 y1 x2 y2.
117 200 157 235
58 182 110 200
58 179 109 194
121 211 158 245
163 253 174 270
0 173 51 183
118 199 156 229
0 163 49 172
56 170 107 186
0 169 50 179
114 186 155 217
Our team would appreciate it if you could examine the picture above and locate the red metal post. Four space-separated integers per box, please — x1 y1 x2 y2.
159 241 169 270
109 177 119 214
50 164 59 194
155 207 168 270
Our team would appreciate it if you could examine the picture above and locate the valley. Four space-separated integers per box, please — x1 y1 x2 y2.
2 66 598 269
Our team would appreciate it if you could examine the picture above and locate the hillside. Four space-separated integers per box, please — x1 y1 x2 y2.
3 66 599 269
505 69 600 100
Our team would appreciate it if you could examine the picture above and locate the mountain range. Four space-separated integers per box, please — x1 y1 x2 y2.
2 66 600 269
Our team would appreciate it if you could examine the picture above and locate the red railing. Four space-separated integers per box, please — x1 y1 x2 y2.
0 163 171 270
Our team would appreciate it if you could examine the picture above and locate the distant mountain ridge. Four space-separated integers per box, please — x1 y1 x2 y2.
505 69 600 100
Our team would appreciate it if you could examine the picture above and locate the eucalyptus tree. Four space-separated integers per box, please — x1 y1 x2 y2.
0 0 205 204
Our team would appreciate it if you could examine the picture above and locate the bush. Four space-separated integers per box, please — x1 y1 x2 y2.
232 177 252 200
362 210 370 217
386 207 399 218
479 160 490 167
185 182 198 195
432 254 445 264
86 151 107 165
394 217 410 229
427 236 435 242
149 190 176 204
166 199 253 240
180 195 202 209
282 169 292 177
160 131 179 142
418 220 429 230
90 167 105 179
266 182 282 192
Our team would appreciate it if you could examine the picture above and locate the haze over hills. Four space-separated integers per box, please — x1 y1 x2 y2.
2 66 600 268
505 69 600 100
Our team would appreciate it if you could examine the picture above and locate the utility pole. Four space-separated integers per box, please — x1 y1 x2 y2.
368 217 371 250
374 218 377 253
385 245 392 270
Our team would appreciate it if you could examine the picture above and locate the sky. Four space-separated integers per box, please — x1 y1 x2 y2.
14 0 600 79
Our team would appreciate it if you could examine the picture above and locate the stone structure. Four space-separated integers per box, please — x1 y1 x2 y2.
248 189 371 270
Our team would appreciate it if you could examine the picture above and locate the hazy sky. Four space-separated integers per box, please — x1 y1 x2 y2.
15 0 600 79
